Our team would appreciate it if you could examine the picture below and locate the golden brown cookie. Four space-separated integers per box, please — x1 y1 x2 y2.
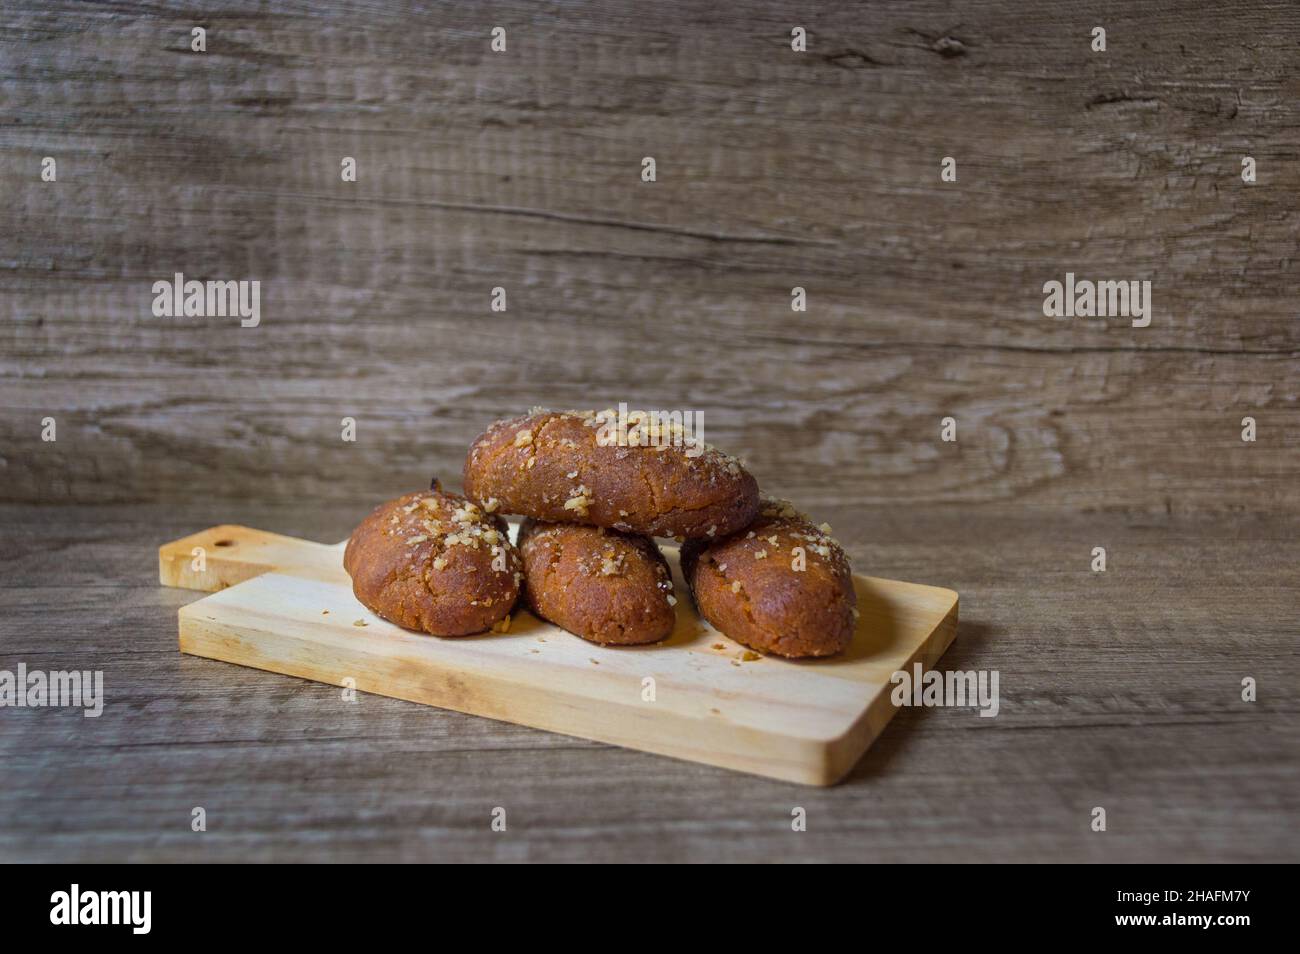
343 484 522 636
463 408 759 539
517 519 677 645
680 499 856 658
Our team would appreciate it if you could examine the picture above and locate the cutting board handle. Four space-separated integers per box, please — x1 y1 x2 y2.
159 525 345 591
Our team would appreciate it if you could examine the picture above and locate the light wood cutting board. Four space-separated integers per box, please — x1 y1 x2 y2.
160 524 958 785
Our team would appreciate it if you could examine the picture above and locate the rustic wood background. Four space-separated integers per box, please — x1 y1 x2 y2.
2 0 1296 512
3 502 1297 862
1 1 1297 863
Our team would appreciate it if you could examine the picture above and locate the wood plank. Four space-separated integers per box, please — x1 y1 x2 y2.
1 502 1295 861
163 523 959 785
158 524 345 589
2 1 1296 513
1 0 1298 860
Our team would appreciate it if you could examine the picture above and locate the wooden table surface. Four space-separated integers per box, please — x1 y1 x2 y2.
1 501 1295 862
1 2 1297 861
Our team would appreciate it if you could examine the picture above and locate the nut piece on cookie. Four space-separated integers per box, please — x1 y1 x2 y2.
680 499 856 658
517 519 676 646
463 408 760 539
343 484 522 636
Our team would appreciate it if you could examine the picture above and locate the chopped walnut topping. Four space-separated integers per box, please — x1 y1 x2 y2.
564 484 592 517
566 470 578 479
451 503 480 523
432 556 448 571
754 550 767 559
482 497 499 513
730 581 742 594
406 535 428 545
761 499 801 520
666 594 677 607
514 429 533 447
819 522 833 534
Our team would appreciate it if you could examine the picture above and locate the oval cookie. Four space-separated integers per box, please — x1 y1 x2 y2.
518 519 676 645
463 408 760 539
343 486 522 636
680 500 856 658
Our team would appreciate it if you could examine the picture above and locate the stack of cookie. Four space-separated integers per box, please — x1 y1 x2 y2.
343 408 857 658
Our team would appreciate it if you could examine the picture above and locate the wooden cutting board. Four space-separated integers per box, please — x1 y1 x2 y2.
160 524 958 785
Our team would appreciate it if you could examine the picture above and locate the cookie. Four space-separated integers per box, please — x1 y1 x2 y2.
517 519 677 645
463 408 760 539
680 499 856 658
343 483 522 636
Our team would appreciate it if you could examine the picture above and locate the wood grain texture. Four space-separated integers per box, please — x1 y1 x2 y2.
161 523 959 785
1 1 1297 513
1 1 1296 862
1 502 1296 862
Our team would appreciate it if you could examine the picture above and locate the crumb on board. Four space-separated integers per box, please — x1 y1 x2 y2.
742 651 761 662
353 619 368 627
